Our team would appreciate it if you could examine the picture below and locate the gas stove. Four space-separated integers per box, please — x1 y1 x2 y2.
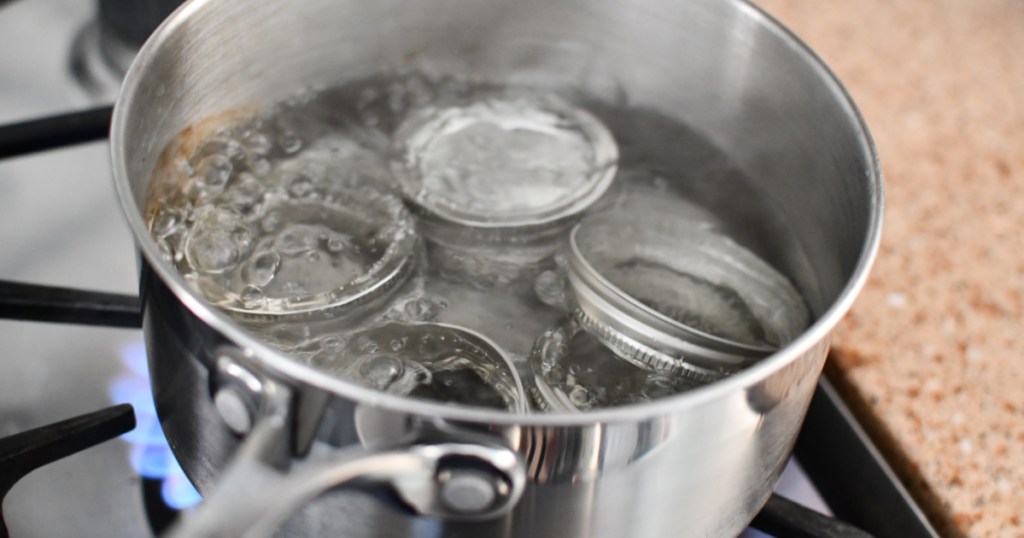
0 1 937 536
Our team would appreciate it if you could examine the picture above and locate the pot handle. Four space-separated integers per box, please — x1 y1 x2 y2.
164 373 524 538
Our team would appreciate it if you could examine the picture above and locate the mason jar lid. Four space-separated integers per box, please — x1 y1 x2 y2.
183 183 419 322
310 321 528 413
389 90 618 230
530 317 703 412
564 207 810 377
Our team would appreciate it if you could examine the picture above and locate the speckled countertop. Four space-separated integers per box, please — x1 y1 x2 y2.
754 1 1024 536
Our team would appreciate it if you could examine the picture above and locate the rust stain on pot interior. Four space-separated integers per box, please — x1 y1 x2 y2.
144 106 257 220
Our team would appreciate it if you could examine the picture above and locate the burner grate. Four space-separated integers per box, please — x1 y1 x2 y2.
0 280 140 328
0 106 112 160
0 405 135 538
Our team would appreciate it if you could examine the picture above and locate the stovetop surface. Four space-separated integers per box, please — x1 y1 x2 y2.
0 1 828 536
0 1 144 535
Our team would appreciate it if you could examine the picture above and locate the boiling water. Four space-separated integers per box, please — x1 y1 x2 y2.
145 71 810 412
149 134 417 319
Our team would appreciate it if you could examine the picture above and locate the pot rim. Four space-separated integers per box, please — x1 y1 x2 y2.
110 0 883 427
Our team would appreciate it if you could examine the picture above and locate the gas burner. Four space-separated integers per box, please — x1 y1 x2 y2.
109 339 201 516
69 0 182 100
142 477 179 535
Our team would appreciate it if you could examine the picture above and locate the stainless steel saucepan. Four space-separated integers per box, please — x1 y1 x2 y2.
110 0 882 536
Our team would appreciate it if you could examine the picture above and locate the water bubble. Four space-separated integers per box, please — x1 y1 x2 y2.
231 228 252 252
195 154 233 190
151 207 184 238
412 368 431 384
287 175 315 198
403 298 443 321
244 250 281 286
326 233 353 253
291 339 325 356
358 355 405 390
242 130 273 155
247 154 272 175
281 281 308 296
358 337 380 353
235 172 261 193
184 209 251 274
155 237 173 262
280 132 303 154
222 172 265 216
569 386 594 407
261 211 282 233
192 138 243 166
306 250 323 264
533 270 566 307
275 224 320 256
240 285 266 307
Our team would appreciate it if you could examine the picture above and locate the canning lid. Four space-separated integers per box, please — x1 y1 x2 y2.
565 208 810 380
530 317 702 412
178 182 418 321
389 90 619 230
310 322 528 412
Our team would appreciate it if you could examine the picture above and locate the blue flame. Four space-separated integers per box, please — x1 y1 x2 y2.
130 442 176 478
121 340 151 377
111 339 202 509
161 470 205 510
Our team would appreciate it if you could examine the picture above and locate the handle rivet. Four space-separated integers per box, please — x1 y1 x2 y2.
214 386 254 434
439 470 499 514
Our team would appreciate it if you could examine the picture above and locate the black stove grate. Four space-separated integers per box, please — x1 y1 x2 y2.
0 404 136 538
0 105 937 538
0 280 141 328
0 106 113 160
